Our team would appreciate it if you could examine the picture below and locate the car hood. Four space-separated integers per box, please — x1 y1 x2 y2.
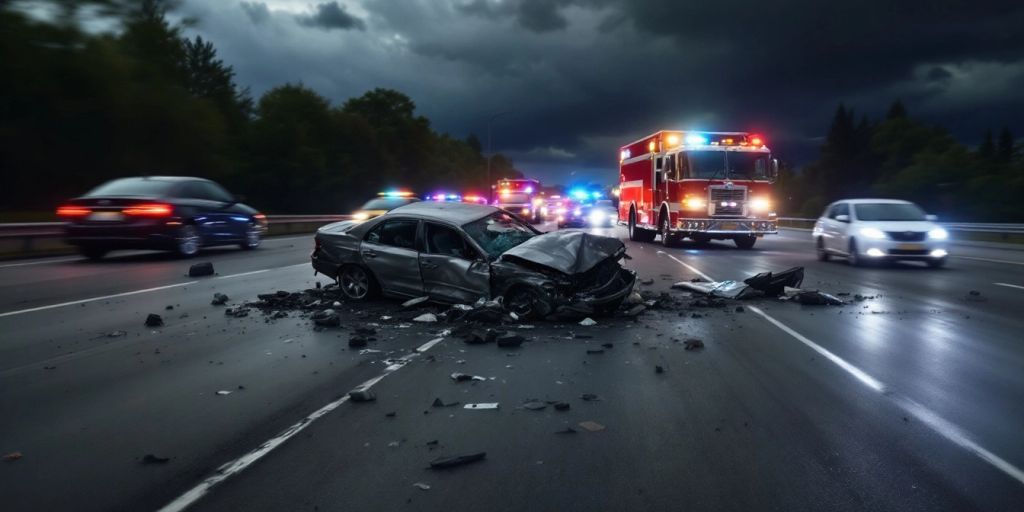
857 220 937 232
499 230 626 275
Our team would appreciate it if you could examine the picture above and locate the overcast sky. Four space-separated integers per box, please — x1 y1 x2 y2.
179 0 1024 185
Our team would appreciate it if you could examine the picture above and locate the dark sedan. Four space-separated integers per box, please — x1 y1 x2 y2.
58 176 267 259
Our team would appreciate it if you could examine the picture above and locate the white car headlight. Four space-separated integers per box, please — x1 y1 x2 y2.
859 227 886 239
928 227 948 240
352 211 370 221
588 211 606 224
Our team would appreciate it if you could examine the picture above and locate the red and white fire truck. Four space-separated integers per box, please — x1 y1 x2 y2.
495 178 543 223
618 130 778 249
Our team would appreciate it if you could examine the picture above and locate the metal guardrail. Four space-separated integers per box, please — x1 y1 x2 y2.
776 217 1024 234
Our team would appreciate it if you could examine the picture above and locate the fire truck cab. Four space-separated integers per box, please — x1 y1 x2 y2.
618 130 779 249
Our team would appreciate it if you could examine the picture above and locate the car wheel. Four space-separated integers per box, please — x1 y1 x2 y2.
338 265 377 301
175 225 201 258
504 286 551 320
847 239 861 267
240 223 261 250
79 246 108 261
659 214 676 247
734 235 756 250
816 237 830 261
927 257 947 269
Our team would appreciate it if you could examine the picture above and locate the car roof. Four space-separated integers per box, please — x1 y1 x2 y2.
835 198 915 205
120 176 202 182
386 200 499 224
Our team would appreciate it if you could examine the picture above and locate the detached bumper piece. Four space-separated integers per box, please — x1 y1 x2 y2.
677 218 777 234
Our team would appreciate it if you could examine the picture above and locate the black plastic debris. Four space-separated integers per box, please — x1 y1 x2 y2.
496 333 525 348
463 330 489 344
188 262 214 277
586 349 605 354
141 454 170 464
107 330 127 338
743 267 804 296
429 452 486 469
601 343 613 349
684 338 704 351
966 290 986 302
655 365 665 374
735 306 745 313
165 305 173 310
556 427 577 434
640 278 655 285
144 314 163 327
224 307 249 318
794 291 844 306
312 309 340 327
349 389 376 402
354 327 376 336
450 372 486 382
580 393 600 401
211 293 229 306
690 298 727 308
348 336 368 348
522 401 547 411
624 304 646 317
553 401 571 411
432 398 460 408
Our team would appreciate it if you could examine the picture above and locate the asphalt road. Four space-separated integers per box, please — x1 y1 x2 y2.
1 228 1023 511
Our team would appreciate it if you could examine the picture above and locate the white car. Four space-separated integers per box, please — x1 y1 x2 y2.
813 199 949 267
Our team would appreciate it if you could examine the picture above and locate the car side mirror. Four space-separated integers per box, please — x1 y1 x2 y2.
835 214 850 222
925 214 937 222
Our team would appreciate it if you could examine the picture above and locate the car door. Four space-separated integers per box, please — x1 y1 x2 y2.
197 180 248 241
828 202 852 252
360 218 423 297
419 222 491 304
179 181 236 243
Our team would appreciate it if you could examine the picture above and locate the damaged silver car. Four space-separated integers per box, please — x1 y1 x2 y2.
311 202 636 319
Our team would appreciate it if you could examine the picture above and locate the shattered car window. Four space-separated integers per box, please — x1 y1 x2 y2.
854 203 926 221
462 212 536 259
365 219 418 249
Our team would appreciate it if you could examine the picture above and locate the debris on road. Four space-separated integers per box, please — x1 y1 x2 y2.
553 401 571 411
211 293 229 306
586 349 605 354
403 296 430 308
966 290 986 302
744 267 804 295
496 333 525 347
106 330 127 338
578 421 606 432
580 393 600 401
464 403 499 410
224 307 249 318
432 398 460 408
429 452 486 469
450 372 486 382
555 427 577 434
674 279 757 299
144 314 163 327
684 338 704 351
413 482 431 491
349 388 376 402
522 401 547 411
655 365 665 374
3 451 23 461
188 262 215 277
791 290 845 306
735 306 745 313
348 336 368 348
140 454 170 464
579 317 597 326
311 309 340 327
623 304 646 317
215 390 232 396
413 313 438 323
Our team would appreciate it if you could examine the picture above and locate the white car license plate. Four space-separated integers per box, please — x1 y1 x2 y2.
88 211 124 222
897 243 923 250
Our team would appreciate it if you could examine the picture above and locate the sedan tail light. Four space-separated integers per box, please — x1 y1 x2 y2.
122 203 173 217
57 205 91 217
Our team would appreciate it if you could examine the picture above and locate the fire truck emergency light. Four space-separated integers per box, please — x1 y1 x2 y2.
685 134 708 145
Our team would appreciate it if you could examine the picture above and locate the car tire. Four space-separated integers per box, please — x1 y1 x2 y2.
847 239 862 267
240 223 261 250
174 224 201 258
504 285 552 320
816 237 830 261
338 264 378 301
79 246 108 261
927 257 947 269
734 235 756 250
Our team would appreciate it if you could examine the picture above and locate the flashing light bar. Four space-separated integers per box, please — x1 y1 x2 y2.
685 134 708 145
379 191 414 197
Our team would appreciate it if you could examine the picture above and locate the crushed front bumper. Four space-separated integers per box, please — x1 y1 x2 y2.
676 218 777 235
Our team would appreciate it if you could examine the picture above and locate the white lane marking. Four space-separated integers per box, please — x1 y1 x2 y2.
0 263 308 318
416 337 445 352
656 250 714 281
157 338 445 512
663 254 1024 486
994 282 1024 291
747 306 885 392
0 256 82 269
953 255 1024 266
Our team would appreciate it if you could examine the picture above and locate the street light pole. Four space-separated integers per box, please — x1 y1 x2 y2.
486 111 509 202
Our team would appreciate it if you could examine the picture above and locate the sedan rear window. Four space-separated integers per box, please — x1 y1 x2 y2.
462 212 536 259
85 178 178 197
854 203 926 221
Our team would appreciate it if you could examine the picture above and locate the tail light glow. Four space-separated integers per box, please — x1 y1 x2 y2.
57 205 91 217
123 203 173 217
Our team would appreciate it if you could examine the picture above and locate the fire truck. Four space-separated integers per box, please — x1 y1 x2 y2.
618 130 779 249
495 178 543 223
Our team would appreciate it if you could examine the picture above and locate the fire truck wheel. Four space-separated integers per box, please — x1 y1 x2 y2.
734 235 757 250
629 210 656 243
659 215 678 247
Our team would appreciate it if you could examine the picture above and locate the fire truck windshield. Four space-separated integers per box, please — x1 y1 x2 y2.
499 193 531 204
685 151 769 180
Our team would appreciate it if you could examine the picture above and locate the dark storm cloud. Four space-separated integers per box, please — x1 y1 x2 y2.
183 0 1024 183
297 2 365 31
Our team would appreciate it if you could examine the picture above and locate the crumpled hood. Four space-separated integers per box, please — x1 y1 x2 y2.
499 230 626 275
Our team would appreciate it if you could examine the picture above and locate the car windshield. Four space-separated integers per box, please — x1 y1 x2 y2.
361 197 418 211
686 151 769 179
85 178 177 197
462 212 537 259
854 203 927 221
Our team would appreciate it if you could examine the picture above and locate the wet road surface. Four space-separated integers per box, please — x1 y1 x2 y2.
1 228 1022 511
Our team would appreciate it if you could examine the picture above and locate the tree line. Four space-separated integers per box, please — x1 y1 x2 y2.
776 101 1023 221
0 0 520 215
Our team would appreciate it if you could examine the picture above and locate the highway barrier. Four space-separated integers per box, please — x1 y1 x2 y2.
0 215 352 260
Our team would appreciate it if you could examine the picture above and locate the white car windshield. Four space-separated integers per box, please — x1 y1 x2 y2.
855 203 926 221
